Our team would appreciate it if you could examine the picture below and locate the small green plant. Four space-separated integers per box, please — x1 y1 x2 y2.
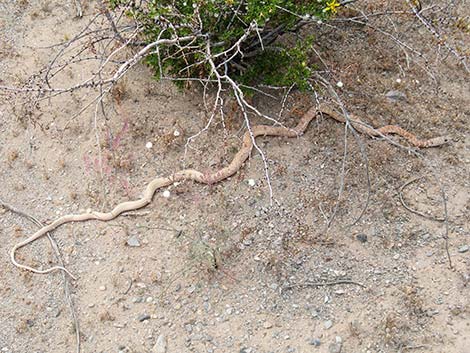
110 0 339 90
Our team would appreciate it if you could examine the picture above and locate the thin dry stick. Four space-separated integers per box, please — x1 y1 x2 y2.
434 173 452 269
399 161 453 269
0 199 81 353
313 75 372 228
282 279 366 293
405 0 469 73
398 176 445 222
398 344 429 353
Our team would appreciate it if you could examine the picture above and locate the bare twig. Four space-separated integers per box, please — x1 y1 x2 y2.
405 0 469 73
311 75 372 228
282 279 366 293
0 198 81 353
398 176 445 222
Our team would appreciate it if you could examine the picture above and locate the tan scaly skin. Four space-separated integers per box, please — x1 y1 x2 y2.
10 105 450 276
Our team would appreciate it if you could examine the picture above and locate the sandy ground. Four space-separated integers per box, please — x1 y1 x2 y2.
0 1 469 353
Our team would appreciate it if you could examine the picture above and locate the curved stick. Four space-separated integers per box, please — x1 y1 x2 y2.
10 105 449 276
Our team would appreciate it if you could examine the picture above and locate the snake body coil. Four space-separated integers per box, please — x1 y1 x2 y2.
10 105 449 276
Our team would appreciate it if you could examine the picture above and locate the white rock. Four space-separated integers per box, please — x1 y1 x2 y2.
336 81 344 88
162 190 170 198
173 130 180 137
247 179 256 187
126 236 141 247
153 334 167 353
145 141 153 149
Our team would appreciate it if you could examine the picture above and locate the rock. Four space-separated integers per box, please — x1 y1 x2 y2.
329 343 342 353
385 90 407 101
263 321 273 329
126 236 140 247
187 284 196 294
324 320 333 329
356 234 368 243
309 338 321 346
118 346 131 353
138 314 151 322
153 334 167 353
458 245 469 253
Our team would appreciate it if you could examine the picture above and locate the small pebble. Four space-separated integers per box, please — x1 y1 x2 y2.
138 314 151 322
153 334 167 353
173 130 180 137
247 179 256 187
263 322 273 329
126 236 141 247
309 338 321 346
385 90 406 101
336 81 344 88
99 286 106 291
328 343 342 353
162 190 171 198
458 245 469 253
145 142 153 149
356 234 368 243
324 320 333 329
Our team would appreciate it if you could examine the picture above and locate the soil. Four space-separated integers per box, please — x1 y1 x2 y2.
0 1 469 353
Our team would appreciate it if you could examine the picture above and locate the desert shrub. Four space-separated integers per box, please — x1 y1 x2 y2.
110 0 340 89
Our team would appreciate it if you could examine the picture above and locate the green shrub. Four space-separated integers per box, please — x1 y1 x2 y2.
111 0 340 89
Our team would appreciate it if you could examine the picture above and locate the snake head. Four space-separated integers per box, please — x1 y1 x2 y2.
426 135 452 147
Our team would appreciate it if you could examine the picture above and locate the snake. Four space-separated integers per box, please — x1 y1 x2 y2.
9 104 450 276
